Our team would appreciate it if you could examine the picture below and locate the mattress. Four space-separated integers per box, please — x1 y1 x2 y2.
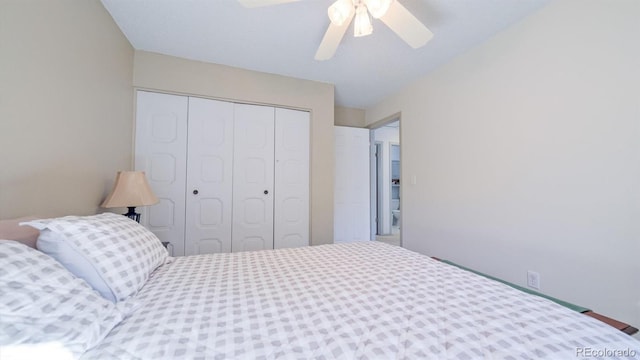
83 242 640 359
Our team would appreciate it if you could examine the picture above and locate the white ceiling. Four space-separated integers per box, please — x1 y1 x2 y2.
101 0 550 109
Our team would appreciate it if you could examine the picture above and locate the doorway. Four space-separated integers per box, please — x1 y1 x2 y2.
369 119 400 246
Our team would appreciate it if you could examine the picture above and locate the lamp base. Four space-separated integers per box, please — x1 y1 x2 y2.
123 206 141 223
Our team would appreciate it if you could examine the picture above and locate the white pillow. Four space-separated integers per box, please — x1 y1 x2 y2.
23 213 168 302
34 229 117 301
0 240 132 357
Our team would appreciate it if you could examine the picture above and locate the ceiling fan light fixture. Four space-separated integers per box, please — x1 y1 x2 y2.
328 0 354 26
364 0 393 18
354 4 373 37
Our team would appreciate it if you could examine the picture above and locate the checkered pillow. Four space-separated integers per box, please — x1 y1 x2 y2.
23 213 168 302
0 240 130 357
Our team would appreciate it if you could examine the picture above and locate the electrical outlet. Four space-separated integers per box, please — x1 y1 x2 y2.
527 271 540 290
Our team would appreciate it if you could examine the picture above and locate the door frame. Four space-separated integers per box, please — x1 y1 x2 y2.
389 142 400 231
369 141 384 238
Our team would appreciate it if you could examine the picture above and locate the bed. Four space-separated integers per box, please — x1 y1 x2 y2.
1 213 639 359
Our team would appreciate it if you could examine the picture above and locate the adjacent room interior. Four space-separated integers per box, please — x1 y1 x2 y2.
372 119 401 246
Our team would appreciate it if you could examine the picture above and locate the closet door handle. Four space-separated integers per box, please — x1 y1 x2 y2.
264 190 269 195
193 189 199 195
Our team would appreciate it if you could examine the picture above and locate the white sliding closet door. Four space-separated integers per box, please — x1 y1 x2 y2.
232 104 275 252
136 91 310 254
135 91 188 256
184 97 234 255
274 108 310 249
334 126 371 243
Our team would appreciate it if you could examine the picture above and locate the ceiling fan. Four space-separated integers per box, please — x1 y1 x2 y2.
237 0 434 61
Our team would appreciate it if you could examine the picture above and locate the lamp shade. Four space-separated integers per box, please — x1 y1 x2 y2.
354 4 373 37
101 171 158 208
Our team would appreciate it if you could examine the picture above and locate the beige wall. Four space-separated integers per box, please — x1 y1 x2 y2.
367 0 640 328
0 0 134 219
133 51 335 245
335 106 365 127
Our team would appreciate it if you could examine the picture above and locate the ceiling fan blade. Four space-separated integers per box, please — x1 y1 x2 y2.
379 1 433 48
314 11 355 61
237 0 299 8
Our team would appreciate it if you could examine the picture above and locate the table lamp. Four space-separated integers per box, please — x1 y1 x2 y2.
101 171 158 223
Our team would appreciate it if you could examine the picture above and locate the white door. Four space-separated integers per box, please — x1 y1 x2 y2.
232 104 275 252
135 91 188 256
334 126 371 243
184 97 234 255
274 108 310 249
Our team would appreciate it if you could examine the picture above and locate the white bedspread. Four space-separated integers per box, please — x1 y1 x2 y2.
83 242 640 359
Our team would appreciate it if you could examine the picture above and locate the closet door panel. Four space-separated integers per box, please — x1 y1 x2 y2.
185 97 234 255
274 109 310 249
232 104 275 252
135 91 188 256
